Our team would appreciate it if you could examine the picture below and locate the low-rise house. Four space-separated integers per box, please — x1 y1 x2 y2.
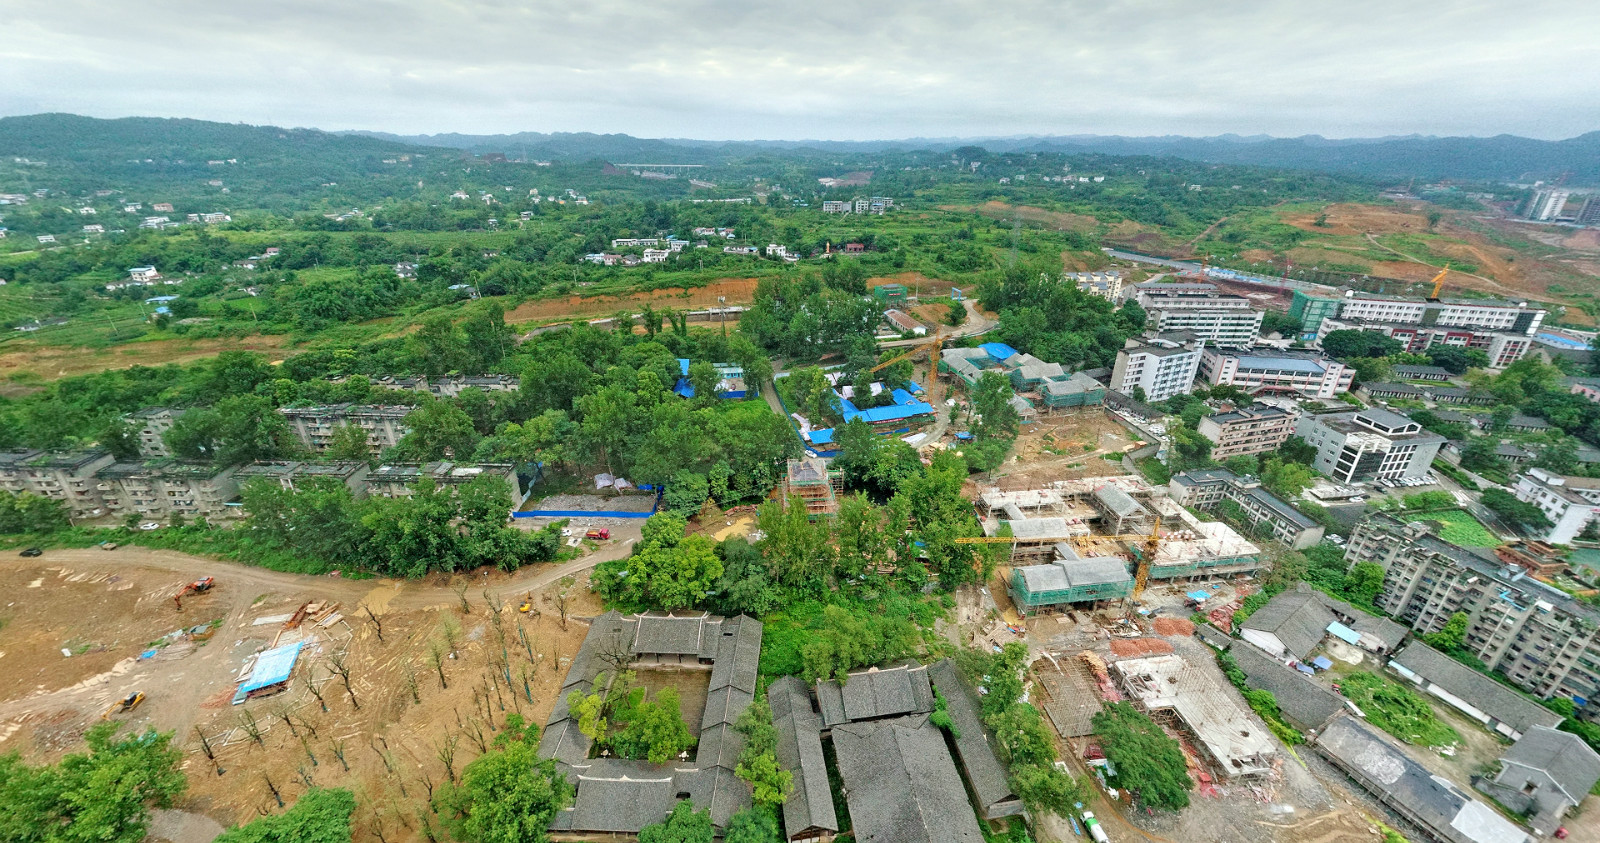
926 660 1025 820
1239 583 1406 660
1196 404 1297 460
1389 641 1563 741
768 677 838 842
1315 716 1534 843
98 461 238 520
883 309 926 336
1476 725 1600 836
1393 364 1453 381
1227 643 1344 731
128 266 161 283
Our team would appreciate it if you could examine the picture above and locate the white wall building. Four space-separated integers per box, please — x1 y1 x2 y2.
1110 333 1202 402
1199 347 1354 398
1513 468 1600 544
1294 408 1445 483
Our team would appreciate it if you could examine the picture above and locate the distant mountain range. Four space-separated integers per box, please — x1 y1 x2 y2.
2 113 1595 186
349 128 1600 184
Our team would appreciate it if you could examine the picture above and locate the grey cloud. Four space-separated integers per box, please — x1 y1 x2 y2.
1 1 1597 139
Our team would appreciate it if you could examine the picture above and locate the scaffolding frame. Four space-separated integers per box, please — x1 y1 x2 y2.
781 457 843 518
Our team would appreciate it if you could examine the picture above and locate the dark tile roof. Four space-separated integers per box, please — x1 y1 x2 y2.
816 664 935 727
555 760 677 833
1229 642 1343 731
1316 717 1532 843
927 660 1024 819
707 615 762 693
632 613 711 655
769 676 838 836
1241 588 1334 660
831 715 986 843
1495 724 1600 810
1390 642 1563 736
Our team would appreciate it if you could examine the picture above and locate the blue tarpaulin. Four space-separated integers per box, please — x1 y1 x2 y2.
1186 590 1210 602
808 428 835 445
905 380 924 393
1296 664 1315 675
1312 656 1334 670
240 642 305 694
1326 621 1361 645
980 342 1019 361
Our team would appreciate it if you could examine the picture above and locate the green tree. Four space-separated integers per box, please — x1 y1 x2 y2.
1422 611 1471 654
1261 456 1314 499
687 360 720 402
1342 562 1386 606
755 497 835 589
734 698 792 808
1090 702 1192 811
612 688 695 762
1321 330 1403 361
434 718 572 843
1481 488 1553 532
721 807 782 843
324 423 372 464
213 788 355 843
397 400 482 461
972 371 1019 443
98 417 141 461
637 802 713 843
0 723 186 843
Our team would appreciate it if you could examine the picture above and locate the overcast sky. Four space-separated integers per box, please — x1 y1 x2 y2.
2 1 1597 141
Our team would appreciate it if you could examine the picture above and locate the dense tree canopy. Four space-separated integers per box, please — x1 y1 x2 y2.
0 724 185 843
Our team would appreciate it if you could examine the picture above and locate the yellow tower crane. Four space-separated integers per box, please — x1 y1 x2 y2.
1428 266 1450 300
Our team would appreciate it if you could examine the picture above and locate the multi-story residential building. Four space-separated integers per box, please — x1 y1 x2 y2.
1069 271 1122 301
821 200 851 213
1167 468 1324 550
1195 404 1298 460
367 462 520 500
1148 305 1262 348
235 461 372 497
127 407 186 458
1524 189 1570 221
0 449 116 516
1512 468 1600 543
1198 347 1354 398
1287 288 1342 338
1316 292 1546 368
1110 332 1202 402
97 461 239 520
1294 408 1445 483
1347 514 1600 718
279 405 412 452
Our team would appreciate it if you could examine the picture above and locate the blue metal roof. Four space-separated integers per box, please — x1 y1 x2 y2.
1234 355 1325 374
845 401 934 424
677 358 691 375
673 379 695 398
905 380 924 393
1326 621 1361 645
980 342 1018 361
240 642 304 693
809 428 835 445
891 388 916 405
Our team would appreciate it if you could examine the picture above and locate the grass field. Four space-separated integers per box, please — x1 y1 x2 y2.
1341 671 1461 747
1408 509 1498 547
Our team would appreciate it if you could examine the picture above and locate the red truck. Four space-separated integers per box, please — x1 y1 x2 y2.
585 528 610 540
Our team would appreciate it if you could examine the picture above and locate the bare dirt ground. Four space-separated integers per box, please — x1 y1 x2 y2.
0 334 290 382
0 545 633 842
984 409 1142 490
503 277 760 326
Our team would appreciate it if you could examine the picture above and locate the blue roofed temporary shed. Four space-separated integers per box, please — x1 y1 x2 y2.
1326 622 1361 646
677 358 692 376
808 428 835 445
1311 656 1334 670
237 642 305 700
905 380 924 394
891 388 916 405
980 342 1019 361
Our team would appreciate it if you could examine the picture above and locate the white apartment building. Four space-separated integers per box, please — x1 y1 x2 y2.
1294 408 1445 483
1198 347 1353 398
1147 307 1262 348
1317 292 1546 368
1070 271 1122 302
1512 468 1600 544
279 405 413 452
641 248 671 263
1196 404 1298 460
1110 333 1202 402
97 461 239 520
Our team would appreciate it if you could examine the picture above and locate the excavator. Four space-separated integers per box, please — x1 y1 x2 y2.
103 692 145 719
173 577 215 610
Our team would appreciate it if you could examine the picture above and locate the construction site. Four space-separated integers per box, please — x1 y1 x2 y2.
966 474 1265 618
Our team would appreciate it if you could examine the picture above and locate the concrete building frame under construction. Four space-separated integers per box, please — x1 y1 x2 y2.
1114 653 1277 779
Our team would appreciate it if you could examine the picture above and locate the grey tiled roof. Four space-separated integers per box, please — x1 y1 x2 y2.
1496 724 1600 808
557 760 677 833
1316 717 1532 843
927 660 1024 819
1229 642 1343 731
1241 588 1334 660
769 676 838 836
632 613 710 655
831 715 986 843
816 664 935 727
1391 642 1563 736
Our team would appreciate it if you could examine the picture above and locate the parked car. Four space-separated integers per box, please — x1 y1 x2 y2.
19 547 42 557
138 522 160 531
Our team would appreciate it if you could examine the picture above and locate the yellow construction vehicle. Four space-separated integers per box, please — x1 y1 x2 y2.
103 692 145 719
1428 266 1450 300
